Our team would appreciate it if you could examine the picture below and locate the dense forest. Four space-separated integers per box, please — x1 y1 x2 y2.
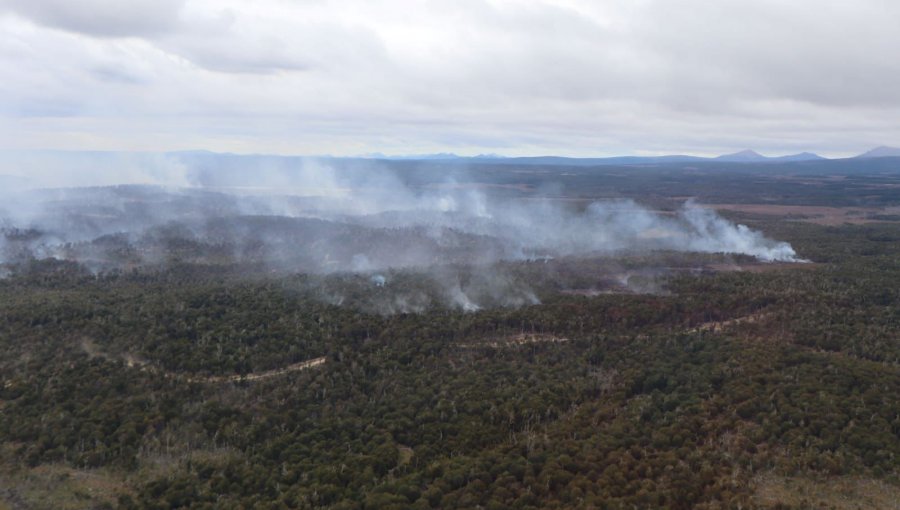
1 164 899 509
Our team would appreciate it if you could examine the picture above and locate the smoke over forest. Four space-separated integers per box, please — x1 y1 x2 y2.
0 152 801 311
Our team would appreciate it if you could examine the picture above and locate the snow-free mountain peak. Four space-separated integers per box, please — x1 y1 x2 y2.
855 146 900 159
716 150 767 162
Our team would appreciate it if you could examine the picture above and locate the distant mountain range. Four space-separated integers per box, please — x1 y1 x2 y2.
714 150 825 163
1 147 899 188
365 147 899 164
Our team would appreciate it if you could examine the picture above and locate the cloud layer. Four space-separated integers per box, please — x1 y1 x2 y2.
1 0 898 156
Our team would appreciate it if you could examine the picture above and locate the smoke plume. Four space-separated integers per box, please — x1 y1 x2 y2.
0 151 802 310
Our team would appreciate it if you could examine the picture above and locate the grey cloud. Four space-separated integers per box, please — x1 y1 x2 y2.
1 0 186 38
633 0 900 109
160 22 386 75
1 0 899 156
89 65 147 84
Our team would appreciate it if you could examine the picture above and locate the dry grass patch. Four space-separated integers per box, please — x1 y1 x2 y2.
0 463 129 510
705 203 900 226
753 472 900 509
688 313 773 334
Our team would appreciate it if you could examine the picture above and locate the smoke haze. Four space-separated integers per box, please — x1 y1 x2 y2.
0 151 801 310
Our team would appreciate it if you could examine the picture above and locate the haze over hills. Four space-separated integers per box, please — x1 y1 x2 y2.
855 146 900 159
2 147 900 510
361 148 897 164
715 150 768 162
714 150 825 163
4 1 900 508
366 150 829 164
1 147 899 191
3 144 900 509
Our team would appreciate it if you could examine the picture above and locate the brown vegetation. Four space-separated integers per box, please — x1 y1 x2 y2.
753 472 900 509
706 203 900 225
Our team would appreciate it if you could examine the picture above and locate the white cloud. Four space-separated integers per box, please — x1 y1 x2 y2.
0 0 899 156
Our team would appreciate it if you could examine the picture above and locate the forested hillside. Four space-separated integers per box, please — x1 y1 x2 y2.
1 214 899 508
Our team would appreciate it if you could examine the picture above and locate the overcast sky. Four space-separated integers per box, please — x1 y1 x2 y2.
0 0 898 157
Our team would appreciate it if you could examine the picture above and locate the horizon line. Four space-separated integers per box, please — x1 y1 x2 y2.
3 146 898 161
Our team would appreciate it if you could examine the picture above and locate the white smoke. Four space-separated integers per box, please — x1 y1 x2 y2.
345 197 800 263
0 151 804 291
679 203 799 262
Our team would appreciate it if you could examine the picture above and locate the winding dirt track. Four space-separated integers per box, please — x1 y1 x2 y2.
457 333 569 349
188 357 327 383
688 313 772 333
79 339 327 384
